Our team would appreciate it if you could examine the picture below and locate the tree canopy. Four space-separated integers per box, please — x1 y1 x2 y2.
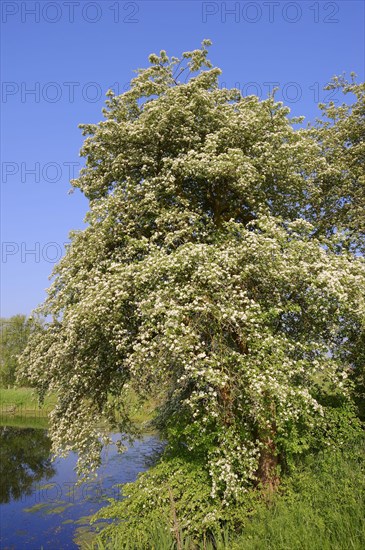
0 314 39 386
20 41 365 516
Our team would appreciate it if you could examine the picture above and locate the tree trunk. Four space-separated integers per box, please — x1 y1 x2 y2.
257 432 280 497
257 399 280 497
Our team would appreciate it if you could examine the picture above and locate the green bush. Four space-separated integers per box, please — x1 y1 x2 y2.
88 439 364 550
89 452 255 549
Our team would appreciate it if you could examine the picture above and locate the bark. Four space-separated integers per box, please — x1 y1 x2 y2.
257 432 280 496
256 399 280 497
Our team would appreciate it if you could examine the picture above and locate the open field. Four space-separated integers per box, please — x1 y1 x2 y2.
0 387 56 418
0 386 159 427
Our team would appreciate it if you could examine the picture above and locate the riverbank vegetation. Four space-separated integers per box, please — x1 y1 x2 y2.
88 438 365 549
18 41 365 547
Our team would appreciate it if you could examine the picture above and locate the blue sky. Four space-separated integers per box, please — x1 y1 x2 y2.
1 0 364 317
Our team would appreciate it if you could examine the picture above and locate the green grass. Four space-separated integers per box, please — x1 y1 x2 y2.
230 443 365 550
123 388 160 427
85 440 365 550
0 415 49 429
0 386 159 426
0 387 56 408
84 523 231 550
0 387 56 421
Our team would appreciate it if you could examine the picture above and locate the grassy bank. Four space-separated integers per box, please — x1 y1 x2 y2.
87 439 365 550
0 387 56 416
0 386 56 407
230 442 365 550
0 386 159 427
123 390 160 427
0 415 49 429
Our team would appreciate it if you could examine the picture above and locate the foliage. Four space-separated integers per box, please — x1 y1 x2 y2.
90 452 253 548
307 77 365 419
19 41 365 538
230 438 365 550
0 315 40 386
88 438 365 549
308 75 365 254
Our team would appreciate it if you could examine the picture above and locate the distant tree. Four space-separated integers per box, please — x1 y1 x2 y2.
20 40 365 519
0 315 38 386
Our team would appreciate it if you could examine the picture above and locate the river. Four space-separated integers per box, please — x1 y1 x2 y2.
0 423 161 549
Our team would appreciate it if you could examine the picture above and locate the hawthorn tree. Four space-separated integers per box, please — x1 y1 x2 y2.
307 75 365 252
20 42 365 517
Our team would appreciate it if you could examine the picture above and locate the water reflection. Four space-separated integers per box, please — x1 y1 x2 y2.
0 425 161 549
0 426 55 503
